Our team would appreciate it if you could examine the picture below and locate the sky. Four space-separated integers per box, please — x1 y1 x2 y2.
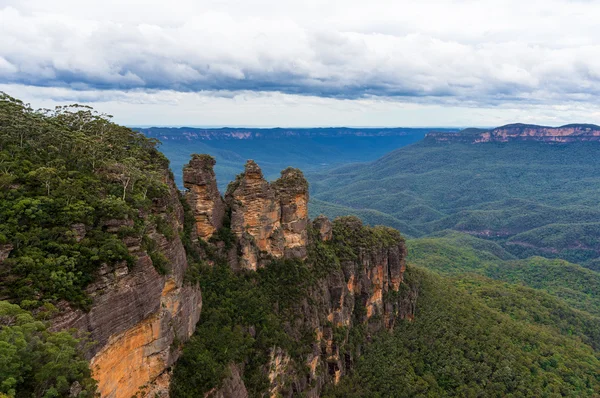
2 0 600 127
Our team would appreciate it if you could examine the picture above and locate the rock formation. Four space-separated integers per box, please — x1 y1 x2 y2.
209 216 415 398
313 215 332 241
51 176 202 398
49 155 415 398
0 243 12 263
273 167 310 258
176 156 415 397
183 154 225 240
427 123 600 144
302 217 413 394
226 160 309 270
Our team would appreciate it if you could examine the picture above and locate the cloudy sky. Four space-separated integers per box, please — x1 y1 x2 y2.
2 0 600 127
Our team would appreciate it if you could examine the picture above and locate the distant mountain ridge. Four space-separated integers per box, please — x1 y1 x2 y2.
135 126 454 140
427 123 600 143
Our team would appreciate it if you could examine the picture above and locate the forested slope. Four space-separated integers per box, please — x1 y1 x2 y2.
310 140 600 266
326 232 600 397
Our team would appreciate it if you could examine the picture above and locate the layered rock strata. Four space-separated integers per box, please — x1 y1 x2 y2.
183 154 225 240
210 216 415 398
51 176 202 398
427 123 600 144
181 157 415 397
225 160 309 270
49 155 415 398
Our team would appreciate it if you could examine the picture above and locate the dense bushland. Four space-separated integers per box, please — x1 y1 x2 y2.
0 93 171 308
0 93 175 397
310 140 600 265
326 267 600 397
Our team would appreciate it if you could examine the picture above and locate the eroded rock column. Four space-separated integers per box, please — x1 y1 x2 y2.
226 161 310 270
183 154 225 240
273 167 309 259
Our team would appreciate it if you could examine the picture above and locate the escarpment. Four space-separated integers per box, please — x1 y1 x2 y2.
427 123 600 144
51 175 202 398
172 156 417 398
0 96 419 398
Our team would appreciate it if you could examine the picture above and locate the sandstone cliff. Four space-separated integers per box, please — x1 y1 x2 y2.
224 160 309 270
178 156 416 398
183 154 225 241
49 155 415 398
204 215 416 398
427 123 600 144
51 175 202 398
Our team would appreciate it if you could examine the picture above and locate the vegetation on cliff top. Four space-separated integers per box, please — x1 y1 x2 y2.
0 93 172 308
0 93 181 397
4 92 600 397
326 232 600 397
171 210 405 397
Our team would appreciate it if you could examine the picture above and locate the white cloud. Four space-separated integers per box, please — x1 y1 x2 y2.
2 0 600 125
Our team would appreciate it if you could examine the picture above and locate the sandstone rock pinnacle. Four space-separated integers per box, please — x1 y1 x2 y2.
226 160 309 270
183 154 225 240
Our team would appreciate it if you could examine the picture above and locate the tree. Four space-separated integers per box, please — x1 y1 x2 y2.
0 301 97 397
28 167 59 196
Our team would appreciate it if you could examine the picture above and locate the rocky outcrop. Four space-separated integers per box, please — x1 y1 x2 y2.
51 176 202 398
207 216 415 398
273 168 310 259
427 123 600 144
295 216 413 394
206 365 249 398
48 155 413 398
0 243 12 263
313 215 332 241
183 154 225 240
226 160 309 270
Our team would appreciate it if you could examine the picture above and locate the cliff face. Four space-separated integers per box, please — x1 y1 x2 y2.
50 155 414 398
51 176 202 398
183 154 225 240
224 161 309 270
297 217 413 396
180 157 416 398
137 127 439 141
427 123 600 144
210 215 415 398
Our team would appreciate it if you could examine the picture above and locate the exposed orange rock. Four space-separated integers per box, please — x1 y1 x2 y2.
308 355 320 377
274 167 310 258
91 312 164 398
227 161 309 270
51 175 202 398
48 161 414 398
427 123 600 144
91 277 201 398
183 154 225 240
268 348 292 398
